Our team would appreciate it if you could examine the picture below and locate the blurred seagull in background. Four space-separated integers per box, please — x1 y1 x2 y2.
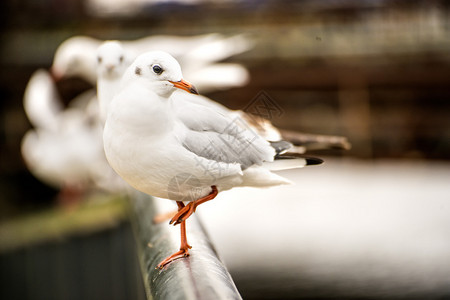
103 51 324 268
96 41 131 124
23 69 63 132
52 34 252 93
21 69 125 206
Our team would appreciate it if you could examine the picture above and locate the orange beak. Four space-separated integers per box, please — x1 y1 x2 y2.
50 66 63 82
169 79 198 95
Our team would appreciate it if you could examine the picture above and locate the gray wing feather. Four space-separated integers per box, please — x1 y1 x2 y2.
177 101 275 169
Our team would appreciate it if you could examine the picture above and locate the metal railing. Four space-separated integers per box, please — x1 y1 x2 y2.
129 192 242 300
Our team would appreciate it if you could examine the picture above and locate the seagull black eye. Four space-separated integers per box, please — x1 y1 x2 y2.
152 65 163 75
97 56 102 64
119 55 124 63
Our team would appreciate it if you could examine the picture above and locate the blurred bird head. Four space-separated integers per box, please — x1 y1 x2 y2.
96 40 129 79
51 36 99 83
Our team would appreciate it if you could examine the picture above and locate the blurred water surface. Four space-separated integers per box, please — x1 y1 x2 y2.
201 158 450 299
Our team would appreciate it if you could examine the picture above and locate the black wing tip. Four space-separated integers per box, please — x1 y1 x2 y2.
275 152 324 166
305 157 324 166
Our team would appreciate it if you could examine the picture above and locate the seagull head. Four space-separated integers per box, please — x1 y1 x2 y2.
124 50 198 97
96 41 128 79
51 36 99 83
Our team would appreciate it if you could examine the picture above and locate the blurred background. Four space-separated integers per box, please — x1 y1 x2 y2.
1 0 450 299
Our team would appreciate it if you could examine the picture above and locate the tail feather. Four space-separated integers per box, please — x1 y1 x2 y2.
240 166 293 187
279 152 324 166
269 140 292 155
279 129 352 151
264 152 323 171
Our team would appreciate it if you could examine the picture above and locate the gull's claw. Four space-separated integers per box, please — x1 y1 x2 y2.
169 202 195 225
156 248 190 269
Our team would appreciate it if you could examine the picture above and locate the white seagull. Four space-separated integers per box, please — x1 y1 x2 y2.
21 69 126 204
96 40 131 125
52 34 252 93
23 69 63 132
103 51 323 268
21 105 105 204
96 41 351 153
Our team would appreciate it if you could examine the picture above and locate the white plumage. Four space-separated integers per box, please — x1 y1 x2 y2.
21 69 125 196
96 41 351 154
103 51 295 202
52 34 252 93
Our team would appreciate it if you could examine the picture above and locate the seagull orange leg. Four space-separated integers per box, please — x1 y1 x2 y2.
152 210 178 224
157 201 192 269
170 186 218 225
158 187 219 269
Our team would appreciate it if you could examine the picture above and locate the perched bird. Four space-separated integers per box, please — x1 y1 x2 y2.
23 69 63 132
52 34 252 93
96 40 131 124
21 69 124 205
96 41 351 153
21 106 105 206
103 51 323 268
51 36 100 84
